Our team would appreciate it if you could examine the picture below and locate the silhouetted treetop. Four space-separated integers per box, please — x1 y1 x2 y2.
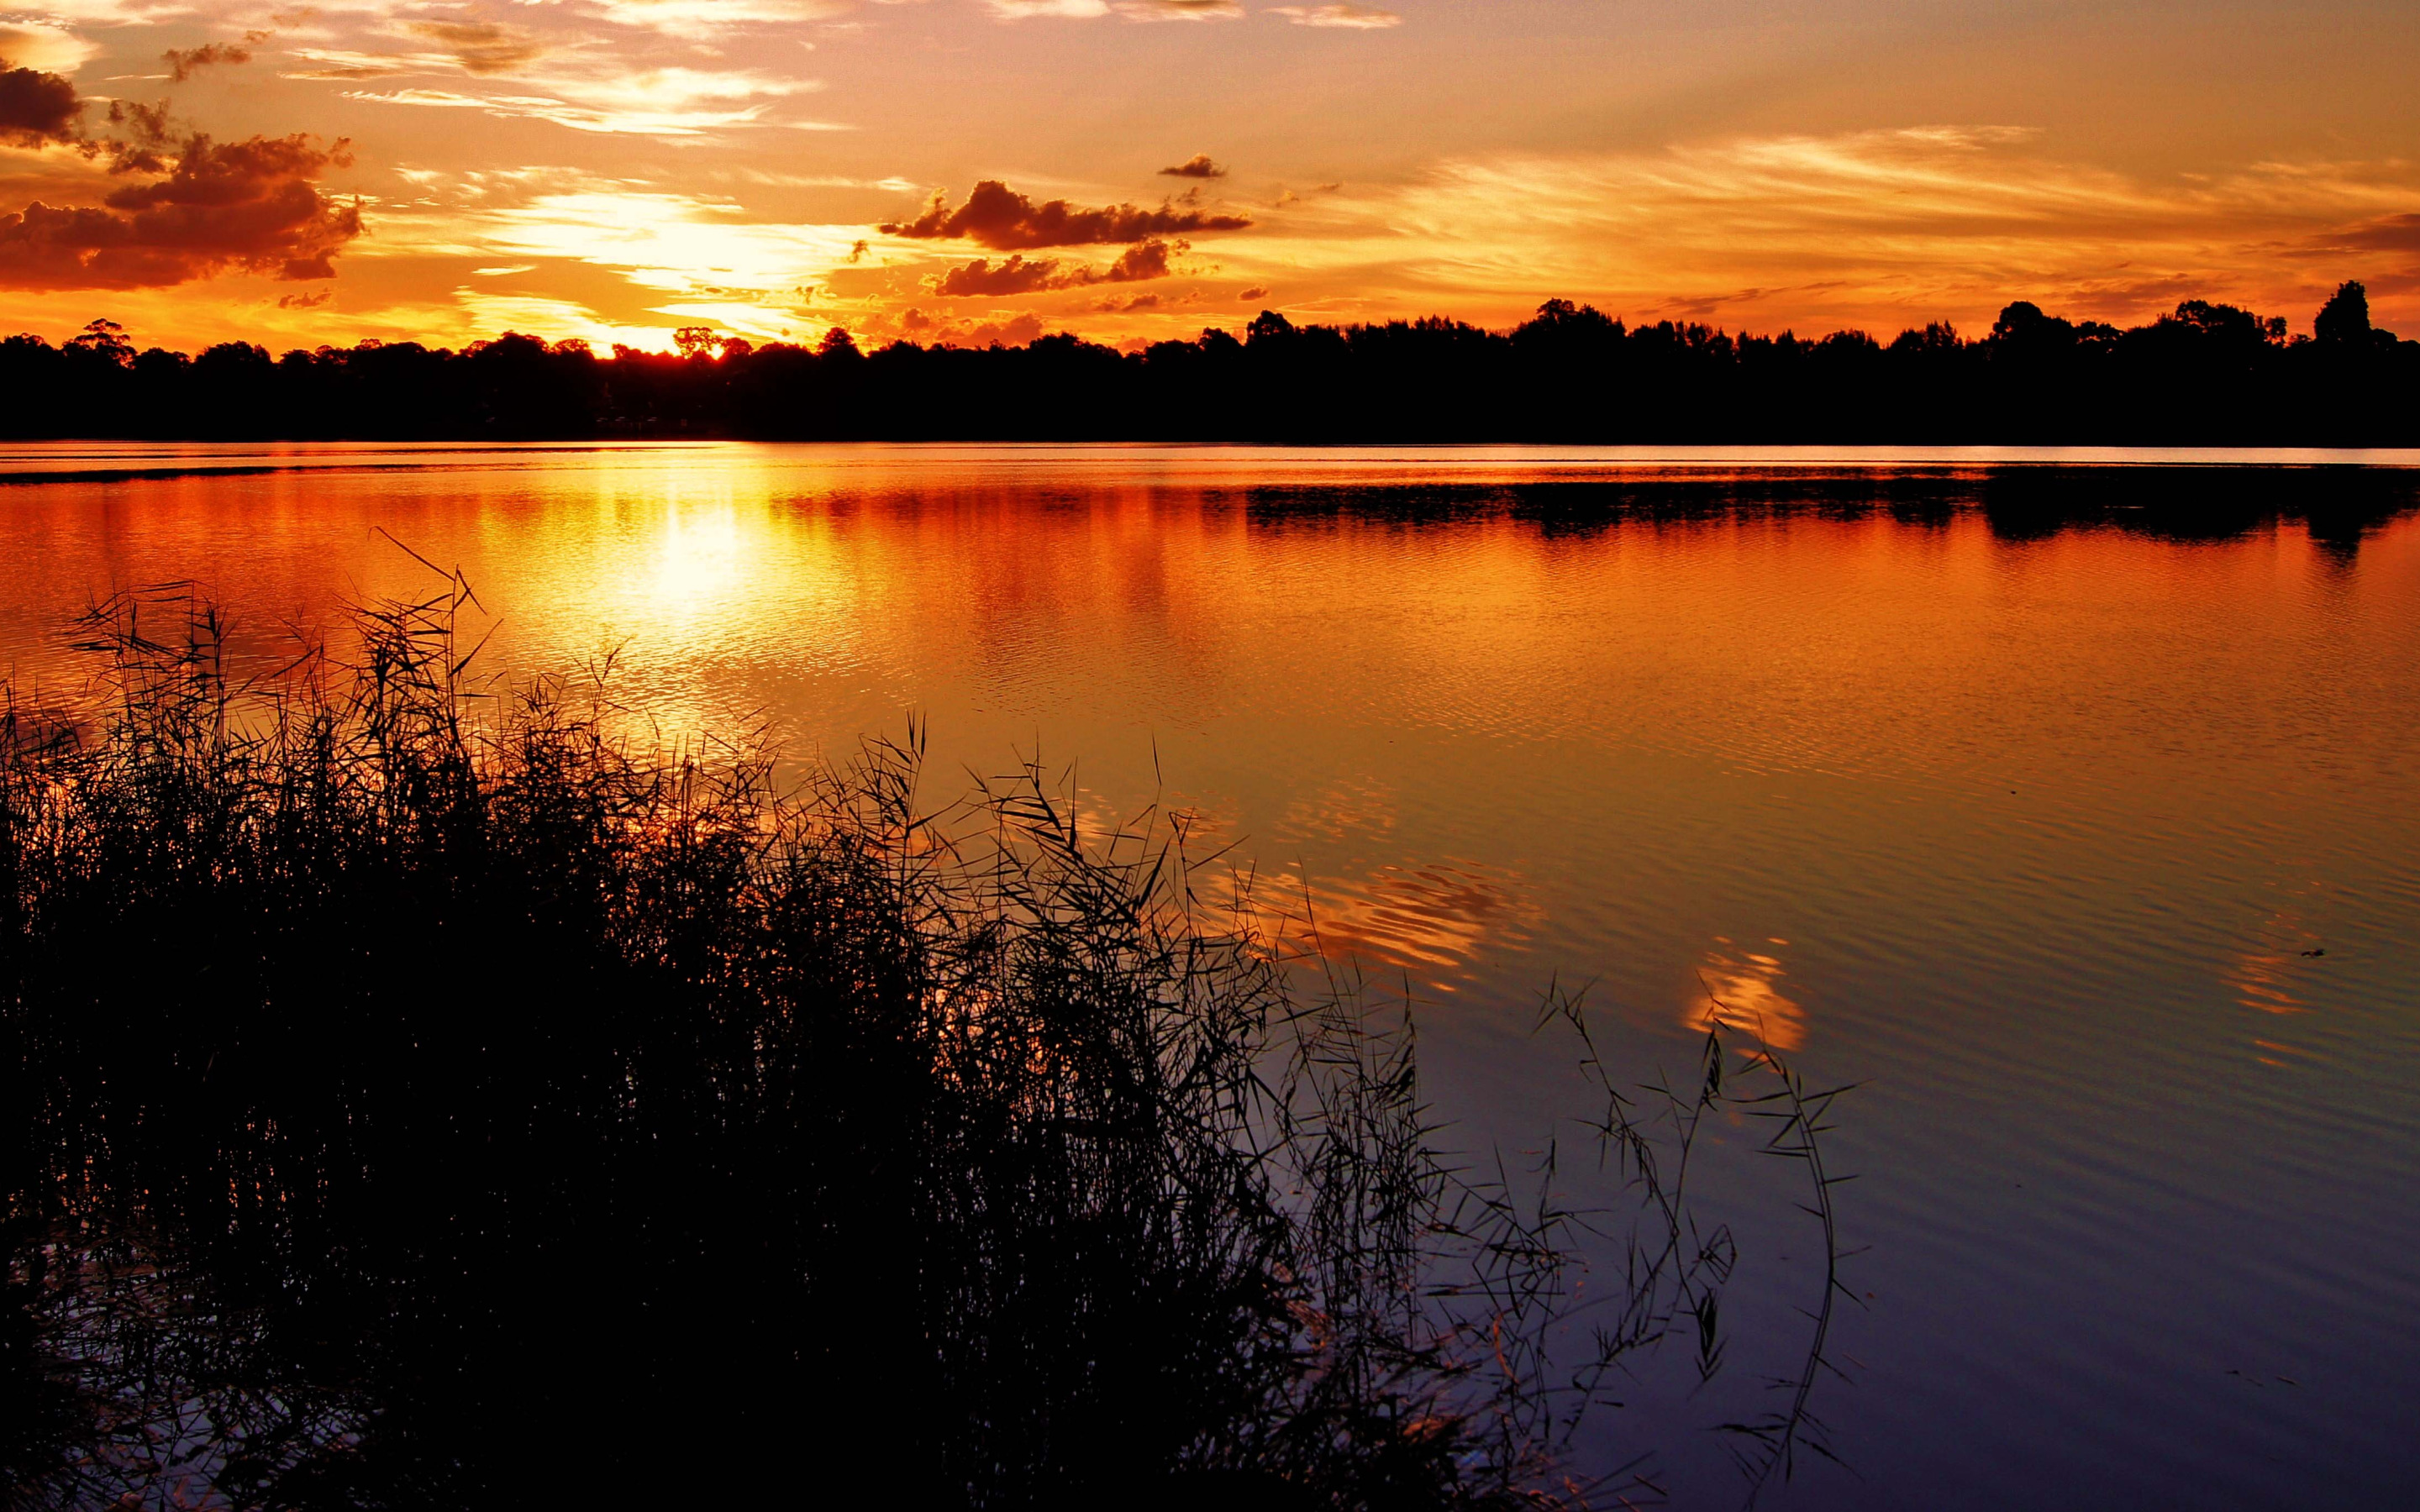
1 286 2412 443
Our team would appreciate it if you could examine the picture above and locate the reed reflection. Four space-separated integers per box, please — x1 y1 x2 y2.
1 454 2414 1505
1 581 1851 1509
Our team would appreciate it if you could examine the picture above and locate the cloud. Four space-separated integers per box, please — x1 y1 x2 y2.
2321 212 2420 254
281 49 411 81
1159 154 1224 180
984 0 1108 17
882 306 1049 349
1237 285 1265 300
929 311 1044 347
986 0 1236 18
342 68 817 137
0 133 362 289
1113 0 1241 20
3 0 186 24
881 180 1248 248
0 63 82 147
924 236 1177 295
164 41 258 82
276 285 329 307
366 178 865 335
586 0 855 30
1268 4 1401 27
278 22 552 83
1100 237 1175 280
1095 291 1159 311
0 23 99 76
400 21 549 76
1221 128 2420 334
99 98 174 171
347 65 819 136
928 253 1058 296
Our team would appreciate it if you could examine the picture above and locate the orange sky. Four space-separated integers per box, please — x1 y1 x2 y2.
0 0 2415 352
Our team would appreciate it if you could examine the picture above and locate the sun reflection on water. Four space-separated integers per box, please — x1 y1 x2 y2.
644 501 751 612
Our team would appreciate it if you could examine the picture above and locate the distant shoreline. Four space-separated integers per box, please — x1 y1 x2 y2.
7 285 2417 447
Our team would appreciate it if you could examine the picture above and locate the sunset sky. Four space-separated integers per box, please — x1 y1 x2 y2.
1 0 2415 353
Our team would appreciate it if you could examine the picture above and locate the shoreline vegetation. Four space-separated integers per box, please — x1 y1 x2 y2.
3 575 1849 1509
3 282 2416 446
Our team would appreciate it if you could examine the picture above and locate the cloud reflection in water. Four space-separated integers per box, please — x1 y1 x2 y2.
1300 858 1538 988
1689 936 1807 1051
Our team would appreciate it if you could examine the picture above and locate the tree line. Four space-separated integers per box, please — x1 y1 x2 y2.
1 281 2411 444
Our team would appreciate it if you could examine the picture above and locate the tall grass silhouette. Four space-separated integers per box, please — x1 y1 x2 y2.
2 570 1846 1510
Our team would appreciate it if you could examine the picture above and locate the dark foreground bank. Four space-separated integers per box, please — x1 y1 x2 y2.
4 282 2416 445
0 577 1842 1509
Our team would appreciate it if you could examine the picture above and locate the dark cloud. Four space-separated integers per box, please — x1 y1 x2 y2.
1097 292 1161 312
935 312 1044 349
930 253 1060 297
1102 239 1173 281
2357 266 2420 297
891 308 1046 349
927 238 1179 297
2331 213 2420 254
278 58 397 81
1158 154 1225 180
881 180 1249 249
164 41 258 83
0 63 82 147
102 99 176 173
1237 286 1266 301
0 134 362 290
281 21 545 81
402 21 548 76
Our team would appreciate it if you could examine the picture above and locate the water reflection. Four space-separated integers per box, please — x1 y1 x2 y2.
1300 858 1538 987
2 449 2417 1506
2221 897 2333 1021
643 497 751 610
1691 937 1809 1051
1275 775 1400 848
2225 950 2312 1018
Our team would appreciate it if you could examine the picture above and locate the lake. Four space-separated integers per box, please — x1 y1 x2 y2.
5 442 2418 1508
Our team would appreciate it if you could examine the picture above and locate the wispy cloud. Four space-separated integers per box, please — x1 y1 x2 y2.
342 66 826 137
1113 1 1242 22
581 0 857 33
1218 129 2420 331
1267 5 1401 29
367 175 865 336
0 20 100 75
397 20 550 77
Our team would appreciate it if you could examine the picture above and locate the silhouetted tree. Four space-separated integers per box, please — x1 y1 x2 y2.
2315 280 2374 346
3 285 2415 444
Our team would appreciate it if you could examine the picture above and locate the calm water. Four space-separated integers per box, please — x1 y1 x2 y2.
6 443 2419 1507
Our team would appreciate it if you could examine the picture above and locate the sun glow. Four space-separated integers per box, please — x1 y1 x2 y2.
0 0 2407 349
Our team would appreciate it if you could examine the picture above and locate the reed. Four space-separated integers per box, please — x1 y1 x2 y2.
0 572 1844 1510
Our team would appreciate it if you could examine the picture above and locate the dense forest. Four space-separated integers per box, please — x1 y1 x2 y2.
2 281 2412 444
